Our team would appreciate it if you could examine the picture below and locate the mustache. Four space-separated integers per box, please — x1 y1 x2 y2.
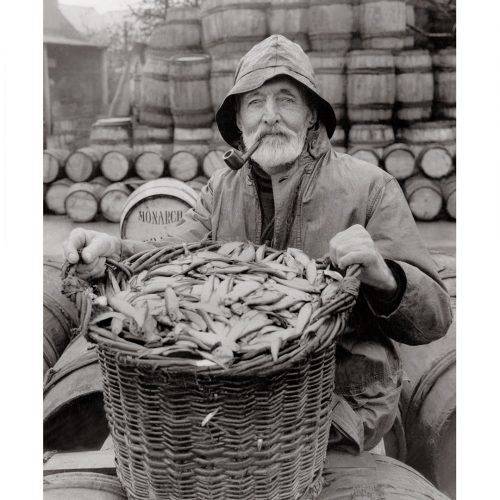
255 127 293 142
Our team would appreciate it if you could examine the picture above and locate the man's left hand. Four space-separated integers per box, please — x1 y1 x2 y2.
329 225 397 292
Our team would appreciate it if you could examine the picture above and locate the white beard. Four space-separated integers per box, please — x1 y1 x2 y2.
242 125 308 176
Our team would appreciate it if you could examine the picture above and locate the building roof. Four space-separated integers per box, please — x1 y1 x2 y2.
44 0 105 47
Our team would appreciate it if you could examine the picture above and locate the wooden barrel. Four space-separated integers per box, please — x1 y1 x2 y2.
186 175 209 195
396 254 456 499
269 0 310 51
119 178 198 243
65 147 102 183
64 182 100 223
90 176 112 200
200 0 270 55
417 145 454 179
348 146 380 166
49 118 78 150
413 2 432 48
317 450 450 499
308 0 355 52
139 52 173 128
395 49 434 122
134 151 165 181
348 123 394 157
43 259 78 376
99 182 132 223
405 0 415 49
44 472 127 499
43 334 108 451
308 52 347 123
330 126 347 153
210 53 244 112
173 127 212 161
346 50 396 123
100 149 134 182
431 0 456 37
398 120 456 158
44 149 70 184
202 149 226 178
382 142 416 180
169 151 200 182
440 174 456 220
433 48 456 120
133 124 173 162
169 55 214 128
403 175 443 221
45 178 73 215
89 117 133 156
359 0 406 50
148 6 202 57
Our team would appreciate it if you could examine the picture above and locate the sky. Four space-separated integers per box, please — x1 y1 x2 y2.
60 0 143 13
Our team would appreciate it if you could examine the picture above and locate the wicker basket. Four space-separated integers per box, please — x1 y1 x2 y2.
65 242 360 500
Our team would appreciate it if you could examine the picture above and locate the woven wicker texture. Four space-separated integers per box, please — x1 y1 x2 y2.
63 241 360 500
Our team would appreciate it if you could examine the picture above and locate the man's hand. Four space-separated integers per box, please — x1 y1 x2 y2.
329 225 397 292
63 228 121 279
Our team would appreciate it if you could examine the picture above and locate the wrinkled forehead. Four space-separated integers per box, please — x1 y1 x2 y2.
238 75 311 106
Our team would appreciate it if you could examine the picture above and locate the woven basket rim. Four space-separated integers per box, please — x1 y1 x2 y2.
66 240 359 378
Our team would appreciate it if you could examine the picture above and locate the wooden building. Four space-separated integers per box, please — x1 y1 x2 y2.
43 0 108 149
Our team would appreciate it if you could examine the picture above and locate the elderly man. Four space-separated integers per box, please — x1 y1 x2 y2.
63 35 453 453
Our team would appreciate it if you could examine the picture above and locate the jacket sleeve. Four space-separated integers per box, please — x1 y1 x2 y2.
120 177 215 258
363 177 453 345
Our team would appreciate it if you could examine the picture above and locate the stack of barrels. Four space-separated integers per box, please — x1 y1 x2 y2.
44 1 456 226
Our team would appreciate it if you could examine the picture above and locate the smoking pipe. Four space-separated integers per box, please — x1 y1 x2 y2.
223 136 266 171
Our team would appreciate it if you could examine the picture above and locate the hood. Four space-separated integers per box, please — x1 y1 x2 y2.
215 34 337 148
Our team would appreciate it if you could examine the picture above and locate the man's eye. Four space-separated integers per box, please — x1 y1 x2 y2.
247 99 263 106
279 96 295 103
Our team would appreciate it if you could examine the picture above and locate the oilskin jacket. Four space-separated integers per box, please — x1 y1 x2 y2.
131 124 453 452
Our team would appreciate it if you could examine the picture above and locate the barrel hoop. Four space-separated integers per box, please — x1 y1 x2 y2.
142 72 169 82
397 100 433 108
348 103 394 110
44 292 75 334
140 104 172 115
90 138 131 146
405 349 456 431
350 139 393 147
405 179 442 198
360 0 405 5
309 0 354 6
43 334 60 369
203 4 269 15
434 100 456 106
134 137 173 145
309 33 352 41
165 18 201 26
314 67 346 75
361 31 406 39
396 66 432 74
347 67 395 74
170 73 211 82
269 1 310 8
171 106 214 116
204 36 268 50
211 69 238 77
43 350 99 396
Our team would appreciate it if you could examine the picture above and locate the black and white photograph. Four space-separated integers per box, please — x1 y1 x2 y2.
7 0 497 498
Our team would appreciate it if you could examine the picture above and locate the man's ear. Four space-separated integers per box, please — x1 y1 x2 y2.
307 107 318 128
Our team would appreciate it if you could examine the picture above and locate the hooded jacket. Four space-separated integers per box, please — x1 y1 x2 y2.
122 36 453 451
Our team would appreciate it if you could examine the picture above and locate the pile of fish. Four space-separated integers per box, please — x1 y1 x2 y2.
88 242 349 369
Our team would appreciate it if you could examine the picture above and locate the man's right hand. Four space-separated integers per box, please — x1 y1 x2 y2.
63 228 121 279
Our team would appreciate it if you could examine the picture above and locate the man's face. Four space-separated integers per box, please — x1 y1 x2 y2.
236 76 317 175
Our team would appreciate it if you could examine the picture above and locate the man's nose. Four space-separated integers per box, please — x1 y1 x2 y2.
262 96 280 126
